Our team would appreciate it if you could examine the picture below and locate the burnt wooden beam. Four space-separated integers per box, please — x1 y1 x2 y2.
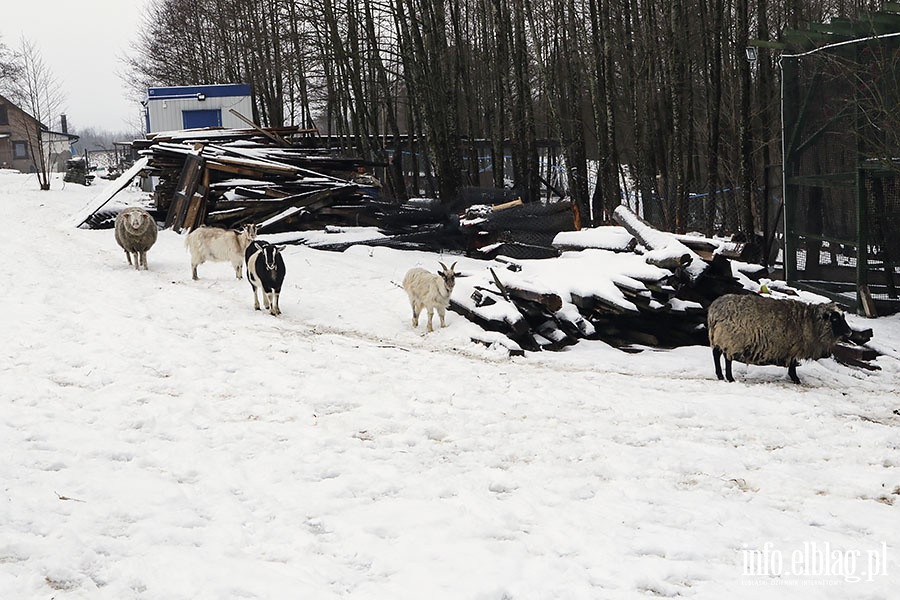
503 283 563 313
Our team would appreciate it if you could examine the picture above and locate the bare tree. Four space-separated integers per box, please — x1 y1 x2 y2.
121 0 890 236
7 37 65 190
0 36 19 84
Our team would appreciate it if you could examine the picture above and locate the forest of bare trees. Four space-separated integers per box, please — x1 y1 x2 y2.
125 0 885 234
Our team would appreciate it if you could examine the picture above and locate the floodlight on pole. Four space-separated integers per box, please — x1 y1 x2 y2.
745 46 759 63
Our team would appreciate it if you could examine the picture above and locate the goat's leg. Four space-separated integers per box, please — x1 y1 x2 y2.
192 263 199 280
271 291 280 316
251 284 261 310
438 306 447 328
234 262 243 279
426 307 435 332
410 300 420 327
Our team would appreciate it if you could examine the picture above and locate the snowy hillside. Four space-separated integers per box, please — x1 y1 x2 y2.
1 170 898 599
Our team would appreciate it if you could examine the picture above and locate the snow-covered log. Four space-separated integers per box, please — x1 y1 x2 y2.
612 205 707 281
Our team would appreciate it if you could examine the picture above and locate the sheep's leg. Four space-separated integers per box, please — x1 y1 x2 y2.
132 252 141 270
712 347 724 380
125 251 133 266
438 306 447 328
140 252 148 270
788 361 801 384
724 356 734 382
426 307 435 332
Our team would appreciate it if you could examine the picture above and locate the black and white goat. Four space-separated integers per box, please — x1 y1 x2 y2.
245 241 286 316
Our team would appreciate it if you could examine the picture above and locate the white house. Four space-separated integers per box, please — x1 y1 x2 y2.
143 84 254 133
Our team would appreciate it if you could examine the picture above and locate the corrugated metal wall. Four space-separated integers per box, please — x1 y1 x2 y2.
146 95 253 133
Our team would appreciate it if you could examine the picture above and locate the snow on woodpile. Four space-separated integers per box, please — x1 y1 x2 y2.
612 204 708 280
553 226 636 252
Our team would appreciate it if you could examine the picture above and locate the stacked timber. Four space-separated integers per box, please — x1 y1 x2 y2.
460 199 577 260
132 126 383 233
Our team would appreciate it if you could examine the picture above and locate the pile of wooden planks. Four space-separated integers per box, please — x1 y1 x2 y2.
133 126 382 233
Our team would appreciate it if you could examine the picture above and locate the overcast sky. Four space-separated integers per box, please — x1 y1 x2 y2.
1 1 151 134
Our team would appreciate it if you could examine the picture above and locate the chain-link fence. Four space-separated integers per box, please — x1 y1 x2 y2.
782 29 900 315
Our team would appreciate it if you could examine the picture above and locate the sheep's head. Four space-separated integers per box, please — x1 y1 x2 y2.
821 305 852 341
125 209 151 231
438 261 459 291
813 303 852 343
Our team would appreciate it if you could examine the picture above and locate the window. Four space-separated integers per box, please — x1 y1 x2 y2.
13 141 27 159
0 105 8 125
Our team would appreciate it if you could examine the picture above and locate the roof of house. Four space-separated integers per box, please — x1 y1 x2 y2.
0 92 43 127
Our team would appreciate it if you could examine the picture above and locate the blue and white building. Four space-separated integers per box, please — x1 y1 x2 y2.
143 84 253 133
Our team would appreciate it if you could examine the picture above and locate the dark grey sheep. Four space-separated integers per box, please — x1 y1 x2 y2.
114 207 158 270
707 293 852 384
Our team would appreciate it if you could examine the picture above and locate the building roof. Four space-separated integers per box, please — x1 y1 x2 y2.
145 84 252 102
43 129 79 142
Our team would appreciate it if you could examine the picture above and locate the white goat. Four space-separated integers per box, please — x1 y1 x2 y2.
402 261 458 332
185 224 257 280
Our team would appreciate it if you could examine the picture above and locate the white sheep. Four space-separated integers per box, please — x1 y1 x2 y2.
402 261 458 332
114 207 158 270
185 224 257 280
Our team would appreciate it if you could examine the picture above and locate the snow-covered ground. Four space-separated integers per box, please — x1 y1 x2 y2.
1 170 898 599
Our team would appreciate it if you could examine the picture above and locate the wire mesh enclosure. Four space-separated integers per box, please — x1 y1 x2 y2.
781 12 900 315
